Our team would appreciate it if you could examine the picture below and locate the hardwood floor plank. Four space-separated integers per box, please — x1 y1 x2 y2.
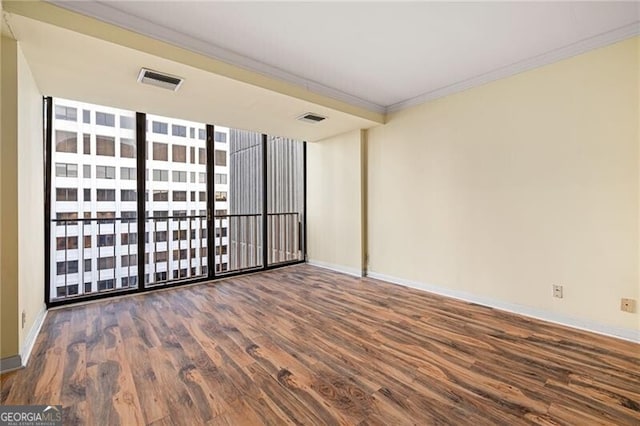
60 328 86 405
209 398 276 426
243 363 315 425
121 338 168 424
33 319 68 405
145 346 204 426
86 360 121 425
1 264 638 425
105 326 145 425
0 371 17 404
248 338 354 424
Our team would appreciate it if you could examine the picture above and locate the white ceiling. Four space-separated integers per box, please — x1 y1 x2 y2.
54 1 640 112
6 13 378 142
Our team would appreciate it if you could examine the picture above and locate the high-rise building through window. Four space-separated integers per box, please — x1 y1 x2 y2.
50 98 230 300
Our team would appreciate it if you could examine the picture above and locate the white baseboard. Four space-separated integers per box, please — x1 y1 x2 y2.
307 259 364 278
20 307 47 366
0 307 48 374
0 355 23 374
367 271 640 344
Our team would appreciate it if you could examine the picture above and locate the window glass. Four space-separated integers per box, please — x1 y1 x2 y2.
55 163 78 177
96 112 115 126
96 165 116 179
55 105 77 121
152 121 168 134
121 167 136 180
55 131 77 153
153 142 168 161
214 150 226 166
153 169 168 181
120 115 134 129
121 138 135 158
50 99 138 300
56 188 77 201
172 145 186 162
172 171 187 182
121 190 137 202
153 190 168 201
96 135 115 156
172 125 186 137
97 189 116 201
83 134 91 154
214 131 227 143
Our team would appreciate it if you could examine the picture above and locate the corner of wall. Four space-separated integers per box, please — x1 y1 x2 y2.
360 129 368 275
366 37 640 335
307 129 366 275
1 37 47 366
20 307 46 366
1 35 20 360
0 305 47 374
16 41 46 354
636 36 640 333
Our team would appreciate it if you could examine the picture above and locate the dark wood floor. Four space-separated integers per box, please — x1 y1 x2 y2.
1 265 639 425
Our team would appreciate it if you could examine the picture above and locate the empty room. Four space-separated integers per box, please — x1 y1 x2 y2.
1 1 639 425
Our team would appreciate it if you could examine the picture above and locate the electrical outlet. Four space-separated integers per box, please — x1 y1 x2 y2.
621 298 636 313
21 311 26 328
553 285 563 298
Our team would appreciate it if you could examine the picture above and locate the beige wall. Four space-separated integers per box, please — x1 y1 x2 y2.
307 129 365 275
17 42 45 351
1 36 20 359
1 36 45 362
368 37 639 331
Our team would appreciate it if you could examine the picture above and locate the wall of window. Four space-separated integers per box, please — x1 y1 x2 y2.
47 97 305 305
144 112 216 286
50 99 138 300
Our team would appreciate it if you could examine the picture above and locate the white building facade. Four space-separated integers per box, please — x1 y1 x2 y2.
51 98 229 300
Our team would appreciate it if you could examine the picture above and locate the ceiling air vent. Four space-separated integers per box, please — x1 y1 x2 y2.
137 68 184 91
297 112 327 124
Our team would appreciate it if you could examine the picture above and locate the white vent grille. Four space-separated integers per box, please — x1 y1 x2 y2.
137 68 184 91
297 112 327 123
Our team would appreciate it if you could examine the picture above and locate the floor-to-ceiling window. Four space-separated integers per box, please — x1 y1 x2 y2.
267 136 305 266
49 98 139 300
46 97 306 306
144 113 215 287
225 129 264 273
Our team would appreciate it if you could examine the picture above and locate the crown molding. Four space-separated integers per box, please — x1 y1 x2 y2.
33 2 640 119
387 21 640 114
50 0 387 116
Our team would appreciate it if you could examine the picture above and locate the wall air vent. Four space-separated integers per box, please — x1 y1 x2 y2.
137 68 184 91
297 113 327 124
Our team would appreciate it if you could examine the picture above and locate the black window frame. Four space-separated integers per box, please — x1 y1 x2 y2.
44 97 307 309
